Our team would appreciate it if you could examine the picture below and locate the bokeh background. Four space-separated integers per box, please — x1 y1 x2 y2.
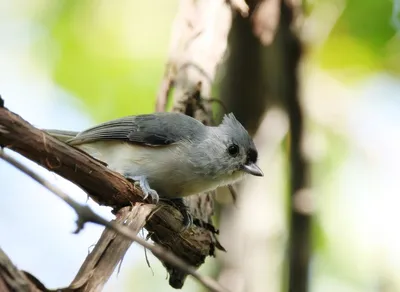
1 0 400 291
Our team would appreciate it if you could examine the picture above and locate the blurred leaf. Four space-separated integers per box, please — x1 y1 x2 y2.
317 0 400 80
318 35 381 80
341 0 395 49
36 0 178 121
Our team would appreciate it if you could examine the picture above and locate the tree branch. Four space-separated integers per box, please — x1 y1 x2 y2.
69 205 153 292
0 105 143 209
0 149 228 292
0 248 38 292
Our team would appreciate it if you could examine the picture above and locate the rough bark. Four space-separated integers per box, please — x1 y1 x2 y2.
70 206 153 292
0 248 44 292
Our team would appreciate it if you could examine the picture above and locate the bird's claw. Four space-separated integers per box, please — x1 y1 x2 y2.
127 175 159 204
181 209 193 230
160 198 193 230
143 188 159 204
125 175 191 228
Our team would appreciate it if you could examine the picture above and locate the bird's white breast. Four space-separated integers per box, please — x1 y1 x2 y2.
77 141 245 198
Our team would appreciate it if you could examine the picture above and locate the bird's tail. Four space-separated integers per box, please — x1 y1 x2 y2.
44 129 79 143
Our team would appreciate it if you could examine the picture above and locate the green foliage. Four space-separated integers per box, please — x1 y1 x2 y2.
36 0 178 121
317 0 399 80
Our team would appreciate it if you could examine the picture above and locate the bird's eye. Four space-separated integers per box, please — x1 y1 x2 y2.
228 144 239 157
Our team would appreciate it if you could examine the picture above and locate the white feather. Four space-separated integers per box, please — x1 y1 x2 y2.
77 140 247 198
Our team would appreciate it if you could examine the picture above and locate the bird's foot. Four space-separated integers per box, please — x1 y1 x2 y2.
126 175 159 204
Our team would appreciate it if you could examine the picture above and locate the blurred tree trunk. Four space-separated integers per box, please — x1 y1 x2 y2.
218 1 307 292
218 14 269 135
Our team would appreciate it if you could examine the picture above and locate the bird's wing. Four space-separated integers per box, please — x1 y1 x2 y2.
67 112 203 147
44 129 79 143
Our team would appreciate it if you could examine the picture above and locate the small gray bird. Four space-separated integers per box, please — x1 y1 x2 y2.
46 112 263 207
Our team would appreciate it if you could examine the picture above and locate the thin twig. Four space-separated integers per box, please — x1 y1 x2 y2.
70 205 152 291
155 73 173 112
0 150 228 292
227 185 238 205
204 98 229 114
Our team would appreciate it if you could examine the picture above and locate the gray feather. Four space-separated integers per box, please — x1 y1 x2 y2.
44 129 79 143
66 112 205 146
43 112 262 200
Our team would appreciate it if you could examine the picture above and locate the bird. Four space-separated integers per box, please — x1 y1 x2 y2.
46 112 263 225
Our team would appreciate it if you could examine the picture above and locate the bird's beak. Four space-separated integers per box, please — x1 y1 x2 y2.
242 163 264 177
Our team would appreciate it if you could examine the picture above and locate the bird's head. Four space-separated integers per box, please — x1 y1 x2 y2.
192 113 263 182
